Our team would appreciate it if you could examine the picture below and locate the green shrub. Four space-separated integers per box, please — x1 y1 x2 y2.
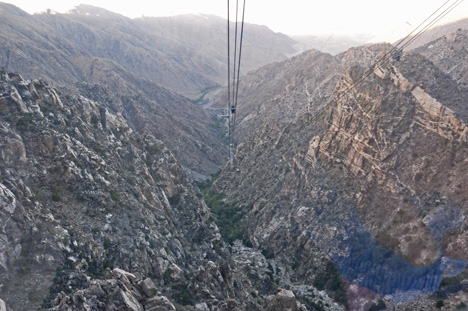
90 114 100 127
103 237 112 249
109 189 119 202
436 300 444 309
16 113 34 131
369 299 386 311
170 281 193 306
261 249 274 259
313 262 347 307
169 194 181 205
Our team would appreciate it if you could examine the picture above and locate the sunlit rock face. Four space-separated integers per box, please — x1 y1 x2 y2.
214 30 468 309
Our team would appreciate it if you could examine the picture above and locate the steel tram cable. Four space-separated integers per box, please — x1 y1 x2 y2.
398 0 464 50
227 0 232 160
334 0 463 104
226 0 247 167
232 0 246 136
394 0 453 48
231 0 240 110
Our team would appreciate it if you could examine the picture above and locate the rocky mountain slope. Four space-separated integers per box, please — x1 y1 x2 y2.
414 28 468 89
0 68 217 309
212 43 393 141
0 2 232 178
67 63 228 179
212 29 468 310
0 68 346 311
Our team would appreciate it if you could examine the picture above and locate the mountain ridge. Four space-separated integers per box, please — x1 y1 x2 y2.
0 2 230 178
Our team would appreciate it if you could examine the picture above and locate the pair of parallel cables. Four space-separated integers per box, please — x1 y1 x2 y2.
227 0 246 167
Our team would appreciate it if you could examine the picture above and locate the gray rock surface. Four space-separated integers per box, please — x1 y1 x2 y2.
0 299 12 311
0 68 220 309
213 29 468 310
0 68 324 311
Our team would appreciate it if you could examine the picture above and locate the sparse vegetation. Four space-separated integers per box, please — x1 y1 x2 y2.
196 172 246 244
313 262 348 308
369 299 386 311
146 144 160 156
170 280 193 306
90 113 100 127
208 116 229 146
436 299 444 308
168 193 181 205
261 249 275 259
109 189 119 202
191 85 219 105
51 186 62 202
15 113 34 131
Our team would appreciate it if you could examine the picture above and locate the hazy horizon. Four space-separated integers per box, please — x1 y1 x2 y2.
2 0 468 42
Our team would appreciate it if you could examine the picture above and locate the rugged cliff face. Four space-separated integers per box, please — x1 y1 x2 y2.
212 44 395 141
414 28 468 89
213 32 468 309
68 70 228 179
0 68 222 309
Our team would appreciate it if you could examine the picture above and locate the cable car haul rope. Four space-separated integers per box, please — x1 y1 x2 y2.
227 0 246 168
323 0 465 107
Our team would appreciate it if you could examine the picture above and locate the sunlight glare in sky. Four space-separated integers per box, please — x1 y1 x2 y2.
3 0 468 39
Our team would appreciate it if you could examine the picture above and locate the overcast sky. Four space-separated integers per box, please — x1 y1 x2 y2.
3 0 468 40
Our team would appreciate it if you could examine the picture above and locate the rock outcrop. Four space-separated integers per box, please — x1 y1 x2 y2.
267 289 309 311
414 28 468 90
48 268 177 311
0 299 12 311
0 68 222 309
213 30 468 310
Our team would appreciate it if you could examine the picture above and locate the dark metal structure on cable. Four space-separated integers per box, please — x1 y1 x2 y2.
227 0 246 168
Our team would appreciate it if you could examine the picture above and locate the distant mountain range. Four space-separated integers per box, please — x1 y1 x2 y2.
292 33 374 55
0 3 300 98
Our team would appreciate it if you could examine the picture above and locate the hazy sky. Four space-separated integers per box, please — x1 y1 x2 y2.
3 0 468 39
